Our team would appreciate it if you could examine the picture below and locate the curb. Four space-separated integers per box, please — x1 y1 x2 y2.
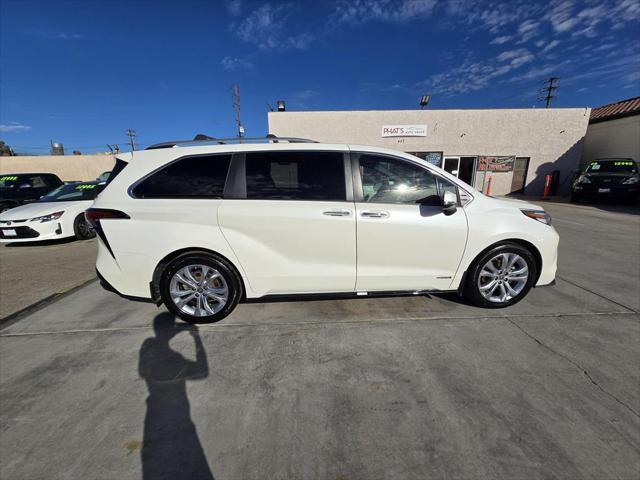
0 277 98 331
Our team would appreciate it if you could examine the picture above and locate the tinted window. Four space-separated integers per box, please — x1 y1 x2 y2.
359 154 440 205
40 183 104 202
133 154 231 198
245 151 346 201
106 159 128 185
586 160 638 174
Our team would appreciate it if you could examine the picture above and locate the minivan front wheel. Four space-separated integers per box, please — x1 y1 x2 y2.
464 243 537 308
160 253 242 323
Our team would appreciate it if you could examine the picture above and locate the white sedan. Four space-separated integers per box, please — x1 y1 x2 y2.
0 181 104 243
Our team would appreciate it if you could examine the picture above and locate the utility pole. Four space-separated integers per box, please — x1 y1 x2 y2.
231 84 244 140
539 77 560 108
125 129 137 151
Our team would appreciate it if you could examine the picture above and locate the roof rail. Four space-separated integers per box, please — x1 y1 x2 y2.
145 134 317 150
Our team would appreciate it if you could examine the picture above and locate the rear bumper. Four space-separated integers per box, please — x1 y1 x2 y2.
96 268 154 303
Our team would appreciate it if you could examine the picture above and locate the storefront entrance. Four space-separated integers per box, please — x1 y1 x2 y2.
443 156 476 187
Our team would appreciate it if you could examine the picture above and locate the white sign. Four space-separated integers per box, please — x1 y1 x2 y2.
381 124 427 138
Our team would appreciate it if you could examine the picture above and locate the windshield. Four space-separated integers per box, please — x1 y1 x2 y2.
39 183 104 202
0 175 26 189
586 160 638 174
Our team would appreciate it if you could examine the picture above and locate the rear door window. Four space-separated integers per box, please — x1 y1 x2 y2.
132 154 231 198
245 151 346 201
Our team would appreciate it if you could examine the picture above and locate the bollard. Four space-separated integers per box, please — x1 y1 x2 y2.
542 173 552 199
485 176 493 196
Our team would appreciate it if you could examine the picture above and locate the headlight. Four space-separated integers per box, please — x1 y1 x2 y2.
622 177 639 185
31 211 64 222
521 209 552 225
577 175 591 184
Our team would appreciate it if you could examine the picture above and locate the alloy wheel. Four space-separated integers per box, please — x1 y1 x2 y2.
477 253 529 304
169 264 229 317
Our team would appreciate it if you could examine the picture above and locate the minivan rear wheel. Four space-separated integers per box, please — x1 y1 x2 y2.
464 243 537 308
160 253 242 323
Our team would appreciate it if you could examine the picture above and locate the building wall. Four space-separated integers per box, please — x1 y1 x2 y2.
582 115 640 168
0 154 116 181
268 108 590 195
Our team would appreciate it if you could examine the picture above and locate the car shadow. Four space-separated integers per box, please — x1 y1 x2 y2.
138 312 214 480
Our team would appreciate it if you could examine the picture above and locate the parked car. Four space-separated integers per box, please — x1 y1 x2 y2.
0 173 63 212
96 171 111 182
0 181 104 243
89 137 558 323
571 159 639 203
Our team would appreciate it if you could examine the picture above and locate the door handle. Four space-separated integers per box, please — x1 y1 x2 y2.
323 209 352 217
360 210 389 218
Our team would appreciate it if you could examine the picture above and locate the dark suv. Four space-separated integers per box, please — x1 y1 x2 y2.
572 159 639 203
0 173 64 212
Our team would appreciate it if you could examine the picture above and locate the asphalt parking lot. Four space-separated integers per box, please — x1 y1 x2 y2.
0 238 97 318
1 201 639 480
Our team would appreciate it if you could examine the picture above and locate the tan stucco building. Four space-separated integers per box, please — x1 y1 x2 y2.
0 154 115 181
582 97 640 169
268 108 591 196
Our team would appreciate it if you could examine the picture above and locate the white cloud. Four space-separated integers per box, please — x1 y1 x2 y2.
227 0 241 16
221 56 254 71
287 32 314 50
420 48 534 96
0 122 31 133
545 0 639 36
232 3 313 50
497 48 535 68
491 35 512 45
26 30 85 40
625 71 640 83
541 40 560 53
334 0 437 24
518 20 540 42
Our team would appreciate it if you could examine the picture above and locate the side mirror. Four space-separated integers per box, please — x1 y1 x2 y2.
442 191 458 216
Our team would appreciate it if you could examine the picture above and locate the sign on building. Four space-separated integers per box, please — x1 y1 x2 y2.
381 125 427 137
478 156 515 172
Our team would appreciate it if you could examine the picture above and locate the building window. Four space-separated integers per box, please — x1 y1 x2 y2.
407 151 443 168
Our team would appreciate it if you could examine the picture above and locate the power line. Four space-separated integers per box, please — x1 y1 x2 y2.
538 77 560 108
125 129 137 151
231 84 244 140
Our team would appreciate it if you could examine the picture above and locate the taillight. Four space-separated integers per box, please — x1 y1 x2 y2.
85 208 130 258
85 208 130 228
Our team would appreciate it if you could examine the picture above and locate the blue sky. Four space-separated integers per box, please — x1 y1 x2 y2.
1 0 639 154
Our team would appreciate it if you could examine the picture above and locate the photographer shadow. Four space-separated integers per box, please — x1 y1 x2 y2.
138 312 214 480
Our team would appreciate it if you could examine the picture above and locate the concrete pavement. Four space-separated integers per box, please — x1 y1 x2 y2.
1 203 639 480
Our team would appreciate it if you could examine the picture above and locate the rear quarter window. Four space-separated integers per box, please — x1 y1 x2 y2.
132 154 232 198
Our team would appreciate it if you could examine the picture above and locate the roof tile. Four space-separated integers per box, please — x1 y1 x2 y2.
590 96 640 123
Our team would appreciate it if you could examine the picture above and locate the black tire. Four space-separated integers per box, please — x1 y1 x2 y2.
159 252 242 324
570 193 580 203
73 213 96 240
463 243 538 308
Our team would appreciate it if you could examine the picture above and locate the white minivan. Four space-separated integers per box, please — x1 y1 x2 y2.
89 136 558 323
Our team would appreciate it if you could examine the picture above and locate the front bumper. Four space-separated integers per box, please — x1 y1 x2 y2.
573 184 639 196
535 225 559 287
0 221 66 243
